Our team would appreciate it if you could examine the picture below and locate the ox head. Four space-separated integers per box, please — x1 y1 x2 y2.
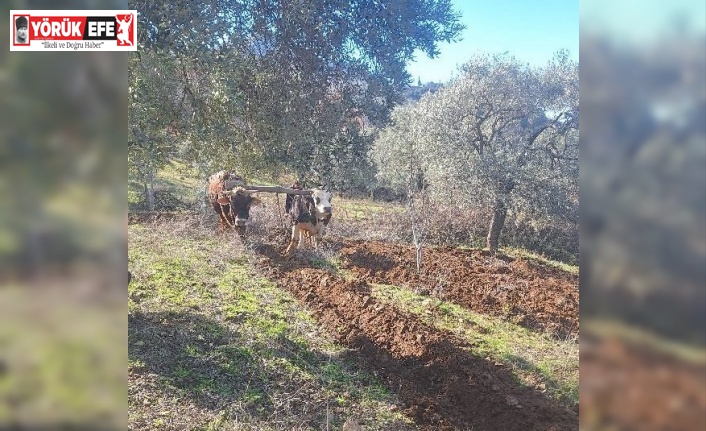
311 188 332 216
222 187 261 227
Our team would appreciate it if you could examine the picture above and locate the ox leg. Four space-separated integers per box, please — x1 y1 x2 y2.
311 225 323 249
285 225 299 255
298 228 307 250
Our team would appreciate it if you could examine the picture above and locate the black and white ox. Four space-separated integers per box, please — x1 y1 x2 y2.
284 184 333 254
207 171 261 231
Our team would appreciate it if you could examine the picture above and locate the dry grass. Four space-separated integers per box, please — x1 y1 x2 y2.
128 217 414 430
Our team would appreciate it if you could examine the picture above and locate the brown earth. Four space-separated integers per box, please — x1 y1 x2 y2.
337 240 579 339
580 334 706 431
130 213 704 431
251 241 578 431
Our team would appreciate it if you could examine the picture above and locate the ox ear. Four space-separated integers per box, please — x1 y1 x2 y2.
250 195 262 206
216 197 230 205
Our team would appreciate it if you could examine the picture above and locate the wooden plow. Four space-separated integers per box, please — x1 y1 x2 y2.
222 183 314 231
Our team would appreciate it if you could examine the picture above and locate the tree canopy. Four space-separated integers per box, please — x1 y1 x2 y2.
129 0 465 196
373 52 579 252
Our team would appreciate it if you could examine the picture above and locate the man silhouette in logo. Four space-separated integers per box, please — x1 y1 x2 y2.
116 14 133 46
15 16 29 44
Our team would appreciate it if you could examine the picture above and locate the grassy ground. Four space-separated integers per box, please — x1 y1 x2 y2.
583 319 706 366
128 220 413 430
332 198 405 222
129 161 581 428
129 161 204 210
370 283 579 408
129 162 283 211
503 247 579 275
1 287 125 427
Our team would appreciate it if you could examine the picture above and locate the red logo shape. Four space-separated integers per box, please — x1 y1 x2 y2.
115 13 134 46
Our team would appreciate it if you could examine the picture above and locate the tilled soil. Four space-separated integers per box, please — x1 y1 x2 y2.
337 240 579 339
252 241 578 431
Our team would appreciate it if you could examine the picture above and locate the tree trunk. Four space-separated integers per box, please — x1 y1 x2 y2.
410 212 423 272
415 242 423 273
408 193 424 272
146 168 155 211
486 199 507 253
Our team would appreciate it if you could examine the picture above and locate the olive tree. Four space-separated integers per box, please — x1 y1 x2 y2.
128 51 184 210
132 0 465 191
374 51 579 252
374 102 439 269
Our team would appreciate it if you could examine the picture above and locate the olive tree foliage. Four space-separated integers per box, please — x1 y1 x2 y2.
371 102 433 269
130 0 464 194
129 52 177 210
129 1 247 208
373 52 579 252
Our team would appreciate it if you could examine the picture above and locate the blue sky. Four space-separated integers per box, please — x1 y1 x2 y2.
581 0 706 43
407 0 579 83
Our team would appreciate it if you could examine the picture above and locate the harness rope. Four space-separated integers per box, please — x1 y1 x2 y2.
219 201 236 228
276 193 287 232
218 183 236 228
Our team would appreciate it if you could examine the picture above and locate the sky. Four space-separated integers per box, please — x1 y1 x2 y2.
406 0 579 84
580 0 706 43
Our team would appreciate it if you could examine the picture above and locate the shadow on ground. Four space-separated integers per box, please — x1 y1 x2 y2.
251 243 579 431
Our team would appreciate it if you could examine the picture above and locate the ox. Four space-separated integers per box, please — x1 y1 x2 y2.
284 183 333 254
207 171 261 231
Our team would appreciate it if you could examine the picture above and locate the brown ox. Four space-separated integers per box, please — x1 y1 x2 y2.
207 171 261 231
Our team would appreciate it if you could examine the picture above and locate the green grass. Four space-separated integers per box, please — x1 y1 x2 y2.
129 160 283 209
130 160 204 210
371 283 579 407
1 288 125 426
157 160 204 190
503 246 579 275
128 221 413 430
309 253 344 274
335 197 405 221
584 319 706 366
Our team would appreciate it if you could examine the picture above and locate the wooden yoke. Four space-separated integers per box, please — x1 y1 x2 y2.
243 185 313 195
